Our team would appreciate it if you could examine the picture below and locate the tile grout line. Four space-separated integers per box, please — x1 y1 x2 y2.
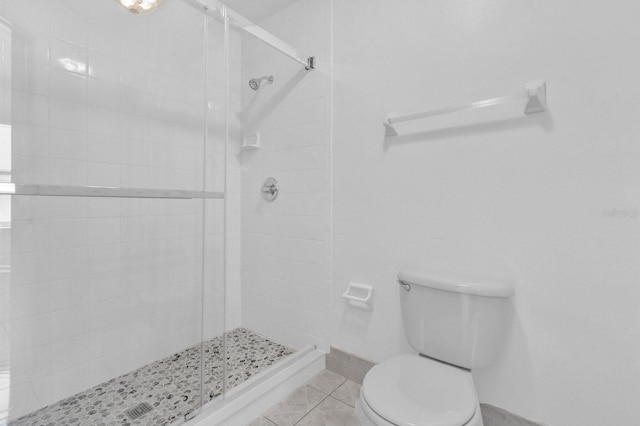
264 387 332 426
291 378 347 426
262 373 350 426
291 392 332 426
329 384 356 408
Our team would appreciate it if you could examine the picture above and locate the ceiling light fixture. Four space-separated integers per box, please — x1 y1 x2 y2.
115 0 162 14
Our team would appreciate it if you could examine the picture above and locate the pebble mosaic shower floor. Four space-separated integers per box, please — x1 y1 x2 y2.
10 328 295 426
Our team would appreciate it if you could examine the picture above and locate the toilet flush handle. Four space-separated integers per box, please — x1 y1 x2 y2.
398 279 411 291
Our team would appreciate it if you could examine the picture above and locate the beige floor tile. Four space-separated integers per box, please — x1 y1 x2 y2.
295 397 360 426
305 369 347 394
264 385 327 426
330 380 361 407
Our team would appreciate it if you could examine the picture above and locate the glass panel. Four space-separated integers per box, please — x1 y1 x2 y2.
0 0 226 424
219 0 331 400
199 9 228 408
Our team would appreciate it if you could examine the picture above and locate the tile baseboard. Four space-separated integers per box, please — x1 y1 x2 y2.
480 404 549 426
325 346 376 385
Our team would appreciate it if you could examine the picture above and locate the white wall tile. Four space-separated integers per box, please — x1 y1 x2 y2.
88 78 120 110
9 314 52 353
50 128 87 160
49 219 88 250
87 50 119 82
87 161 121 186
9 282 52 320
12 64 50 96
50 362 91 402
50 68 87 104
48 158 88 185
240 0 331 352
51 305 89 342
5 382 42 421
49 247 88 280
88 243 121 274
11 124 49 158
88 106 120 137
6 0 227 417
13 345 53 382
12 92 49 126
50 276 88 311
50 334 89 373
11 220 50 253
87 217 121 246
10 251 50 286
50 11 88 46
50 99 87 133
88 133 121 163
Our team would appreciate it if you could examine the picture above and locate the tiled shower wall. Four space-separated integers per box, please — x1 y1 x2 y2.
0 0 226 419
240 0 332 351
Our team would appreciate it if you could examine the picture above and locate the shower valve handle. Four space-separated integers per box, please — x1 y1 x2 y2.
261 177 279 202
261 183 277 194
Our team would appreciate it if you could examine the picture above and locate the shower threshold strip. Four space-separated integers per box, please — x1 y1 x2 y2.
0 183 224 199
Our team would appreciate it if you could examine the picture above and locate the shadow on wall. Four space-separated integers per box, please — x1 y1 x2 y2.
382 110 555 152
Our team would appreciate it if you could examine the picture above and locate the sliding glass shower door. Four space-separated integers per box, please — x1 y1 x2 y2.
0 0 227 424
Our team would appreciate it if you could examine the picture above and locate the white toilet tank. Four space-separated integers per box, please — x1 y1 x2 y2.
398 268 514 369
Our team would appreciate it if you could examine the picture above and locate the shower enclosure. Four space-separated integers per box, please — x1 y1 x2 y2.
0 0 330 424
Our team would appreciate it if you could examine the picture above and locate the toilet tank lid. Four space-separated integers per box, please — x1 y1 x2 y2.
398 268 515 298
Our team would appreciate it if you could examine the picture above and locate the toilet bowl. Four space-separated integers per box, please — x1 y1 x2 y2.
355 269 514 426
356 354 482 426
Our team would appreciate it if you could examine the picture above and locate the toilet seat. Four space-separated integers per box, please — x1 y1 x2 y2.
360 354 478 426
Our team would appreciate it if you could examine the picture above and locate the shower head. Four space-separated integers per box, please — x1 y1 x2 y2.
249 75 274 91
115 0 162 14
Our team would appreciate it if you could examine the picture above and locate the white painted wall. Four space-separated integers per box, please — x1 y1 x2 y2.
330 1 640 425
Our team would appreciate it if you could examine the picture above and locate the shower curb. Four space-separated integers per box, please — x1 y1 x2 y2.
191 346 325 426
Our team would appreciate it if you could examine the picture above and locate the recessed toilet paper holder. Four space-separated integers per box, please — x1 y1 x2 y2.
342 282 373 310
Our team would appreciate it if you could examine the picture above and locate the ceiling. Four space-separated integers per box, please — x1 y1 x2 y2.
222 0 298 23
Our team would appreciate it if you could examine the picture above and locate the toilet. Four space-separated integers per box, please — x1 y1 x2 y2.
356 268 515 426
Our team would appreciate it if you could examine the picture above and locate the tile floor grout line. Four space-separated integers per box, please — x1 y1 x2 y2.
291 393 333 426
307 377 347 396
264 390 331 426
329 380 358 408
256 373 363 426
